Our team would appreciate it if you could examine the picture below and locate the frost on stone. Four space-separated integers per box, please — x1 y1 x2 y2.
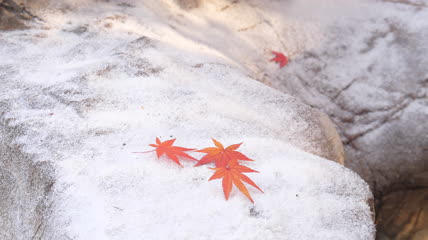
154 0 428 196
0 1 375 239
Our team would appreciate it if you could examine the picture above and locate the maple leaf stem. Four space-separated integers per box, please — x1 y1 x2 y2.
132 150 156 154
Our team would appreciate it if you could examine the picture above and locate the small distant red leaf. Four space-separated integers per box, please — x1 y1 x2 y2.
271 51 288 68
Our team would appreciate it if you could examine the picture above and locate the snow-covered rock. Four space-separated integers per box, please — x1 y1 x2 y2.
148 1 427 238
150 0 428 198
0 1 374 239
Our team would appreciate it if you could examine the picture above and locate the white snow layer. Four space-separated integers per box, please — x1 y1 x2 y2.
0 1 374 239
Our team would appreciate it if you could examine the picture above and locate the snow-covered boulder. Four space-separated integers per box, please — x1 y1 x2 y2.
0 1 375 239
153 0 428 199
148 1 428 238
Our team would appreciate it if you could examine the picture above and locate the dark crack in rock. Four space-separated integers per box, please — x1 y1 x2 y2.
0 0 42 30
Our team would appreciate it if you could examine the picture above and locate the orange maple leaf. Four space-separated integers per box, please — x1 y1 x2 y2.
209 161 263 203
194 139 253 167
271 51 288 68
134 137 197 167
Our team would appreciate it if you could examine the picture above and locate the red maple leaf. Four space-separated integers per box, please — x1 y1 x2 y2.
134 137 197 167
194 139 253 167
209 161 263 203
271 51 288 68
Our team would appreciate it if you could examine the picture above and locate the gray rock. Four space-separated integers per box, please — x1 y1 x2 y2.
0 116 55 240
267 0 428 196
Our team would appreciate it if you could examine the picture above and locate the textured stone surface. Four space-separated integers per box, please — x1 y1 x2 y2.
376 189 428 240
151 1 427 237
158 0 428 197
0 0 44 30
0 116 55 239
0 1 374 238
269 3 428 196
